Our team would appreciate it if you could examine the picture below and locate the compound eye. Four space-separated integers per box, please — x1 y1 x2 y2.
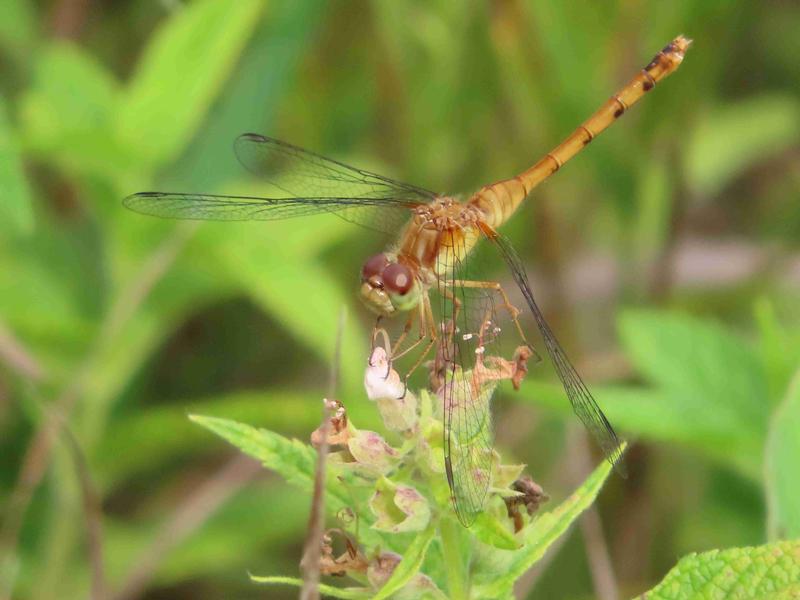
361 254 389 281
382 263 413 295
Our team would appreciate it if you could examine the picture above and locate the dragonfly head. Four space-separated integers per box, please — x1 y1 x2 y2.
359 253 421 316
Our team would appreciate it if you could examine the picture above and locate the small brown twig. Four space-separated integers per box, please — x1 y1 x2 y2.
300 308 346 600
0 319 46 383
61 426 107 600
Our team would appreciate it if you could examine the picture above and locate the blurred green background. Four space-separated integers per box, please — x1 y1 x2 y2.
1 1 799 598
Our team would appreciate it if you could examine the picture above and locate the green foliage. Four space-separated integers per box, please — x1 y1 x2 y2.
685 95 800 198
471 452 620 598
192 376 619 598
189 414 351 512
615 310 769 477
636 540 800 599
521 310 779 479
371 525 437 600
519 306 800 596
0 0 35 59
765 370 800 539
0 97 33 234
19 40 122 179
2 1 799 598
249 576 374 599
117 0 265 168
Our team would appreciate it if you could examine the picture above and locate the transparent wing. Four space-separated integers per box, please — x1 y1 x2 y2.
232 133 438 232
234 134 437 200
434 227 500 526
482 225 626 474
124 134 439 234
123 192 421 230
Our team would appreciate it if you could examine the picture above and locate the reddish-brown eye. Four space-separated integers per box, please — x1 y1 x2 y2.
382 263 413 295
361 253 389 281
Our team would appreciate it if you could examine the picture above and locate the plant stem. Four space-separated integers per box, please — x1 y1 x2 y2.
439 517 468 600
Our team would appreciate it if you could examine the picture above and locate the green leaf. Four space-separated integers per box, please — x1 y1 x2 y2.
163 0 326 190
190 414 396 549
18 41 127 180
616 310 768 476
619 311 768 419
635 540 800 599
520 377 763 478
0 97 34 234
117 0 265 167
373 525 436 600
0 0 36 59
190 414 321 493
369 478 430 533
470 512 521 550
249 575 372 599
755 298 800 402
471 444 623 597
766 369 800 540
685 95 800 197
189 414 380 526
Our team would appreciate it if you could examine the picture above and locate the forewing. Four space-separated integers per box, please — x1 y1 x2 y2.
483 226 626 473
232 133 437 231
123 192 419 230
124 135 438 233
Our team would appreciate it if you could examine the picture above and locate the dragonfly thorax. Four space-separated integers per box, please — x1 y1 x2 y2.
412 196 483 229
359 253 422 317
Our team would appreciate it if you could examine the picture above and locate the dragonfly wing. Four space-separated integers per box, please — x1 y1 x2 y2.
232 133 438 232
234 134 437 200
434 229 500 526
122 192 422 233
124 135 438 234
441 351 496 527
482 225 626 474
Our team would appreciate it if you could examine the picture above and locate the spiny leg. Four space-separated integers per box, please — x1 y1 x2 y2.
389 302 434 363
390 307 425 361
449 278 540 362
372 311 427 376
400 293 437 373
456 279 523 338
394 294 438 397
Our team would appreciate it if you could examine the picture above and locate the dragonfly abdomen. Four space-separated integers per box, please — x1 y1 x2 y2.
466 36 691 230
467 176 529 228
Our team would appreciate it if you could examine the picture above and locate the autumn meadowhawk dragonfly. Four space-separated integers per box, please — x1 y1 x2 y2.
125 36 690 525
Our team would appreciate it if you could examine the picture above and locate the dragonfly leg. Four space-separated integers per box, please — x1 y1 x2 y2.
390 295 438 398
450 278 540 361
397 294 438 396
388 311 417 361
370 320 392 378
370 316 383 356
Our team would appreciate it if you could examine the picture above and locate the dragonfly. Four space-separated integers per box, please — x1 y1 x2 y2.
125 36 690 526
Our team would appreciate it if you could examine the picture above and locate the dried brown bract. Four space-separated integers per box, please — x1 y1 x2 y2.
310 398 349 447
504 475 549 533
319 528 368 577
